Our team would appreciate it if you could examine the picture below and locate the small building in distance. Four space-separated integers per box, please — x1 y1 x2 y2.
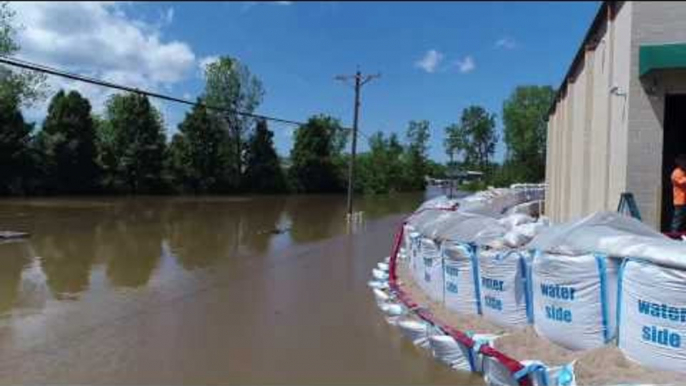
545 1 686 230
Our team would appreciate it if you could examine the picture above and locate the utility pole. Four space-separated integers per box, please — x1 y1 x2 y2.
335 68 380 218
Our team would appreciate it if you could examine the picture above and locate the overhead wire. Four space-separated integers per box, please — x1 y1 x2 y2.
0 55 307 127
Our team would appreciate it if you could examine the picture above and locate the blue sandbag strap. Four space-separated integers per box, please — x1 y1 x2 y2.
594 253 610 343
466 342 476 372
513 363 549 386
526 250 538 324
520 250 534 324
615 257 634 346
469 243 482 315
557 364 575 386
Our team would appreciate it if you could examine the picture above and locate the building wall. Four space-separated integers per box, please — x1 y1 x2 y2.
589 20 611 213
569 60 588 218
626 1 686 229
545 2 633 223
607 0 633 213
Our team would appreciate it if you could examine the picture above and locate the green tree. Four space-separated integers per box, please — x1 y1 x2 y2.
0 95 33 194
244 119 287 193
0 2 45 105
502 85 555 182
202 56 265 190
37 90 99 193
357 131 407 194
403 120 431 190
171 101 231 193
460 106 498 170
444 123 468 166
289 115 345 193
101 93 167 193
0 1 45 195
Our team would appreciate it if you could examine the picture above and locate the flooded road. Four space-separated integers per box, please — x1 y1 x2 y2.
0 192 482 385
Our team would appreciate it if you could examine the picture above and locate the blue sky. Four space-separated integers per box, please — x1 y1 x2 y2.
12 1 600 162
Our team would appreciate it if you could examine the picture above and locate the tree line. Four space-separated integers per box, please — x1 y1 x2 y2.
443 85 556 189
1 86 437 196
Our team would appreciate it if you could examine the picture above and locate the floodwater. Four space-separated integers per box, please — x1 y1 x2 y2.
0 191 482 385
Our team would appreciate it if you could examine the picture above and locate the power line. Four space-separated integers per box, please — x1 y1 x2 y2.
0 55 306 127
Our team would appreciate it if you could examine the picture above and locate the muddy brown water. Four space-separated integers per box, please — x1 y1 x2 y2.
0 191 482 385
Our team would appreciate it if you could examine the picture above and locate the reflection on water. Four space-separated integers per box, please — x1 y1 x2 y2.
0 193 427 316
0 189 482 385
0 242 31 315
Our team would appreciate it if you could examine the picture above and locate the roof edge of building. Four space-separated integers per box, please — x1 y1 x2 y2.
546 1 617 122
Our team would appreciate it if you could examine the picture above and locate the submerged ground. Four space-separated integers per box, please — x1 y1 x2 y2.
0 192 481 385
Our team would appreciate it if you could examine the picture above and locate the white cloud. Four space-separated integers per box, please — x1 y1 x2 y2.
415 49 443 73
495 37 517 50
9 2 196 122
454 55 475 74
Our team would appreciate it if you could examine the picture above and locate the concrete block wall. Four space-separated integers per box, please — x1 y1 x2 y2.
626 2 686 229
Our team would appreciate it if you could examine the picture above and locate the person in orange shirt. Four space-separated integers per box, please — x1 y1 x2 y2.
671 154 686 232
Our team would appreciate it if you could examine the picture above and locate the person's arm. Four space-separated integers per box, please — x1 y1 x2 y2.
674 172 686 187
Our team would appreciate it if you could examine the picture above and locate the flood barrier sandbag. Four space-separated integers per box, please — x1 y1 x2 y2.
478 249 530 328
442 241 481 315
531 252 619 351
397 318 431 348
418 237 444 303
483 357 576 386
401 224 416 260
429 334 472 372
408 231 421 280
470 333 500 373
617 258 686 373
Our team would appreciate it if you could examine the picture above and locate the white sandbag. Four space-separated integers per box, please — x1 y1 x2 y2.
442 242 481 315
505 200 544 218
377 262 389 271
379 302 405 317
373 288 391 305
498 213 535 229
618 259 686 373
514 221 547 240
418 237 444 303
543 362 576 386
483 355 519 386
397 318 431 348
471 333 500 373
433 211 508 246
478 249 530 328
502 230 530 249
531 252 619 351
516 360 576 386
372 268 388 281
529 211 686 271
367 280 389 290
408 231 422 280
403 224 415 252
379 301 407 325
429 334 472 372
483 357 576 386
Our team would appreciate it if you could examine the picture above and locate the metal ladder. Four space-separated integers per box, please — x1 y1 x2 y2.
617 192 642 221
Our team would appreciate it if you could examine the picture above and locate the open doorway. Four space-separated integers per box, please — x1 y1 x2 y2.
661 94 686 231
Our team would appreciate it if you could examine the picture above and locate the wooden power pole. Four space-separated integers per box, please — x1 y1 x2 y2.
335 68 380 218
